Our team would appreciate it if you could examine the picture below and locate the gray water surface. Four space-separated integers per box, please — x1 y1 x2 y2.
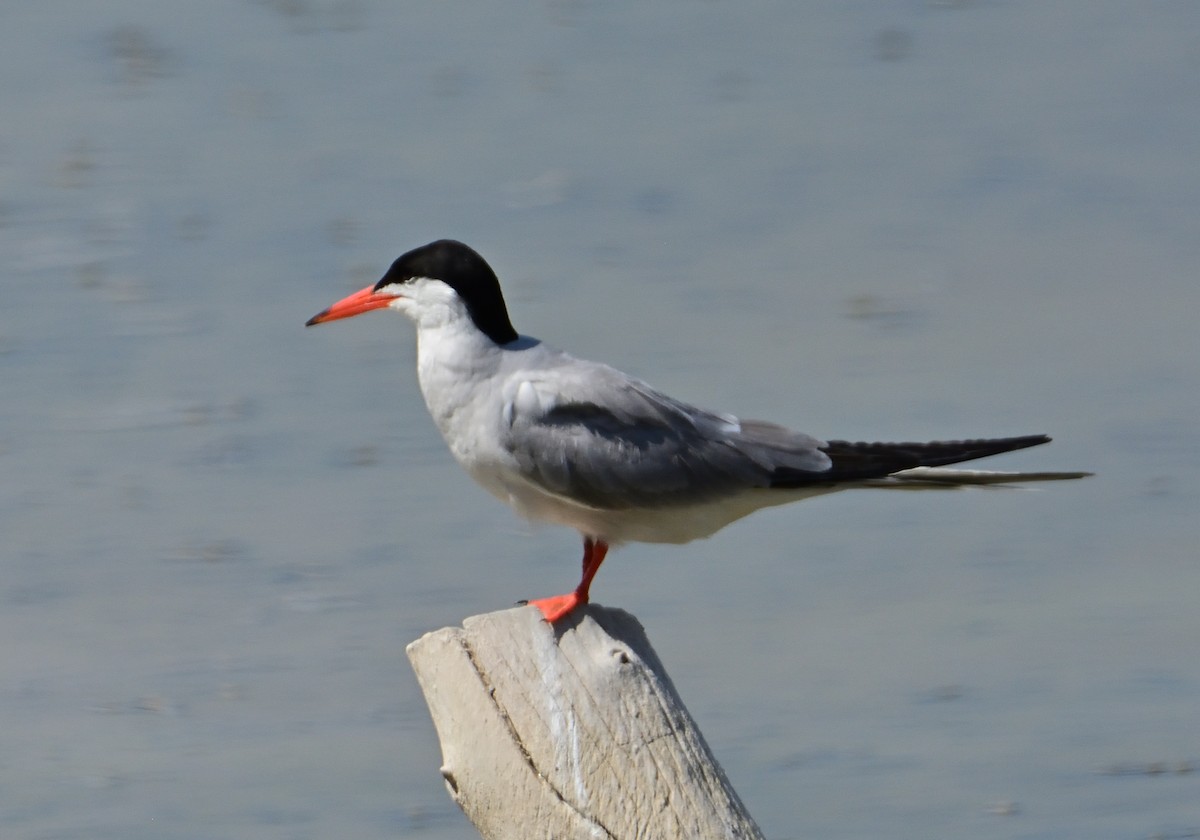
2 3 1198 838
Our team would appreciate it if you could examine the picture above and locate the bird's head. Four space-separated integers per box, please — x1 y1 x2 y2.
306 239 519 344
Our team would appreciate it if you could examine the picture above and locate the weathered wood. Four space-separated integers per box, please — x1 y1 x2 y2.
406 604 765 840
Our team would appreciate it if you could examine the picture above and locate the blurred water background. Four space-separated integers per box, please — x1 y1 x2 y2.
2 2 1198 838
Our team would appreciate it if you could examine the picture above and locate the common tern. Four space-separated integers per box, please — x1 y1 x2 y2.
307 239 1089 622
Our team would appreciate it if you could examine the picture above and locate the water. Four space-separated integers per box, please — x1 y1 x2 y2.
2 2 1198 838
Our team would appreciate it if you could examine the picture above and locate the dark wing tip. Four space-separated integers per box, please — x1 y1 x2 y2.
772 433 1054 487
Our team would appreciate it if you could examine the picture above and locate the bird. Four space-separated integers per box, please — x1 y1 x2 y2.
307 239 1089 623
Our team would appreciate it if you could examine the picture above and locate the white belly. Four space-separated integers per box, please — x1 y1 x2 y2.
483 469 831 545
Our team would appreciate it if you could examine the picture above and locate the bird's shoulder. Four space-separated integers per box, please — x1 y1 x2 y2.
496 348 719 436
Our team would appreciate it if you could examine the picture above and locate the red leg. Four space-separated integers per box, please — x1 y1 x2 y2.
529 537 610 623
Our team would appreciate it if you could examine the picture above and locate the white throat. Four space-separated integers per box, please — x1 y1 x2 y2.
413 316 504 456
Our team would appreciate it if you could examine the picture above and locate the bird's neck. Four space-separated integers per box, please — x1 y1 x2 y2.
414 320 504 438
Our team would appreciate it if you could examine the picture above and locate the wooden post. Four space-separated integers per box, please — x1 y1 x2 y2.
406 604 765 840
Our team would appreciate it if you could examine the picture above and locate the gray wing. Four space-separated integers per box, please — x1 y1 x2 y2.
501 364 831 510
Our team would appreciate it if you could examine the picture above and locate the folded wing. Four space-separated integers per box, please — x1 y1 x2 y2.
500 363 1079 510
501 366 830 510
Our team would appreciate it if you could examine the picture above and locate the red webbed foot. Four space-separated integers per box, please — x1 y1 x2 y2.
525 537 609 624
528 591 587 623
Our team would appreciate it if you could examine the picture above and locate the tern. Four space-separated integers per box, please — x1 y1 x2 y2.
307 239 1089 622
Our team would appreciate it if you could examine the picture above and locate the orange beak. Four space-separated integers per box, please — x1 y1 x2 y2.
306 285 399 326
